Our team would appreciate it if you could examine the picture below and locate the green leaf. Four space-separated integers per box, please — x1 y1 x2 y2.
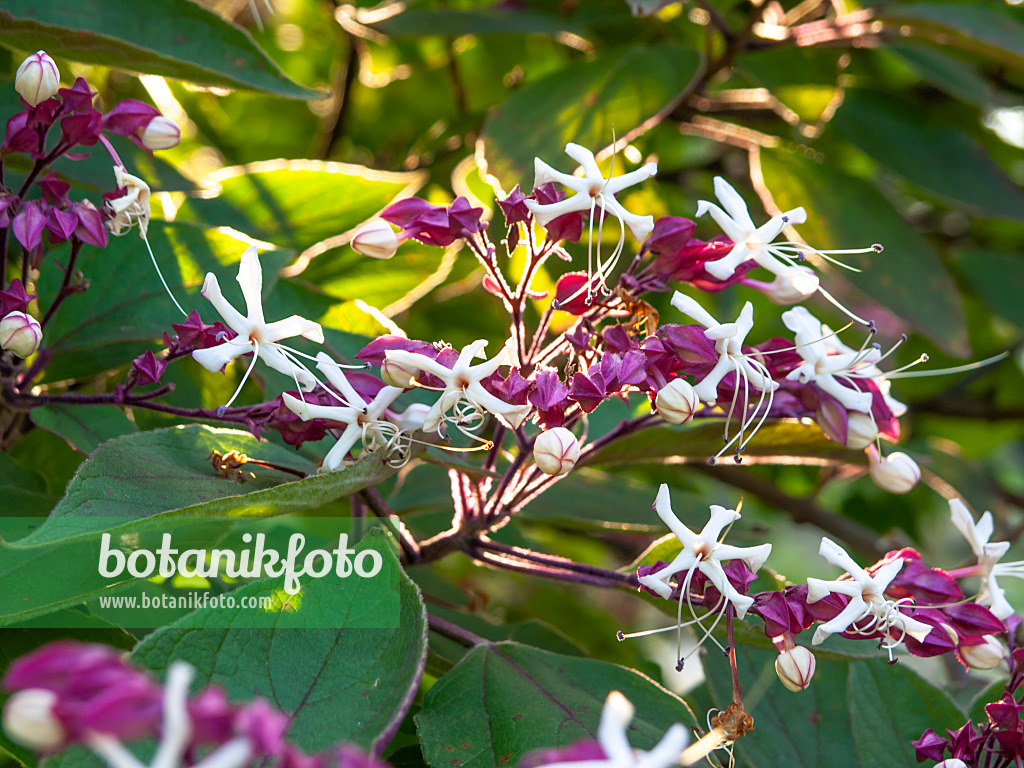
830 89 1024 221
0 0 315 98
757 148 969 356
0 453 48 494
584 420 859 466
878 4 1024 72
956 248 1024 331
10 425 395 548
37 221 293 383
31 404 138 455
370 8 581 36
847 659 964 768
131 529 427 754
415 642 695 768
481 44 700 190
176 160 426 254
888 43 995 108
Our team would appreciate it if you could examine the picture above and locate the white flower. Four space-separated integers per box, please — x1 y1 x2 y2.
822 325 908 418
193 246 324 405
782 306 874 413
696 176 816 288
525 143 657 241
639 484 771 619
949 498 1015 620
283 353 406 472
106 166 151 237
531 691 688 768
806 538 932 649
383 339 530 435
525 143 656 300
670 292 777 405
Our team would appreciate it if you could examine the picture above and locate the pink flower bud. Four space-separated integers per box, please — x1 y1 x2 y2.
1 689 65 750
352 220 399 260
774 646 815 692
15 52 59 107
0 311 42 358
960 635 1004 670
533 427 580 476
140 116 180 151
867 447 920 494
655 379 699 424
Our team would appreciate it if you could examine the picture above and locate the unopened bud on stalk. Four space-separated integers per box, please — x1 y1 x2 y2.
1 689 64 750
352 220 399 260
140 116 181 151
0 311 42 358
396 402 430 432
817 408 878 450
960 635 1004 670
533 427 580 476
867 446 920 494
15 52 59 107
775 646 816 692
380 356 418 388
655 380 699 425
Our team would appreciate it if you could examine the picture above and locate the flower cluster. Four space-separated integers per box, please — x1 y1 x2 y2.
1 642 386 768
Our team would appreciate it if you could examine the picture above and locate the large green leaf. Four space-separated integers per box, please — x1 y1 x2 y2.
703 642 963 768
878 4 1024 72
176 160 426 254
584 420 859 466
31 404 138 455
956 248 1024 331
10 425 394 548
830 89 1024 221
369 8 581 36
131 529 428 754
37 221 293 383
757 149 968 356
415 642 695 768
0 0 314 98
481 44 700 190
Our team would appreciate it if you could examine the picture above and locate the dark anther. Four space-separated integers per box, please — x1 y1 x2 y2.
216 405 227 417
707 456 717 466
616 631 625 641
675 659 685 672
551 300 561 310
872 243 884 252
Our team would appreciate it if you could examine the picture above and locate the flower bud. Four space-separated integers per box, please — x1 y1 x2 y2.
352 220 399 260
1 688 65 750
396 403 431 432
380 355 418 388
0 311 42 358
774 646 815 692
867 447 920 494
757 267 819 305
655 380 699 425
140 116 181 151
934 761 968 768
817 407 878 450
15 52 59 107
533 427 580 476
960 635 1004 670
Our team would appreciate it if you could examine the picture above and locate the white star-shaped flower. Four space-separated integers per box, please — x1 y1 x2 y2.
524 143 657 242
806 538 932 647
384 339 530 435
821 323 908 418
782 307 874 413
639 484 771 619
106 166 151 237
531 691 688 768
284 353 406 472
670 292 777 404
696 176 815 289
949 499 1015 620
193 246 324 405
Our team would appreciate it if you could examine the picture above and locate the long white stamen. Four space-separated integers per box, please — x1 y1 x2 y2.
219 340 261 413
882 351 1008 380
142 230 187 316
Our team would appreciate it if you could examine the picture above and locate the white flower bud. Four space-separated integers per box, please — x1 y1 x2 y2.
15 52 59 107
868 449 920 494
381 356 418 388
761 267 819 305
655 380 699 425
934 761 968 768
352 220 399 260
960 635 1004 670
396 402 431 432
533 427 580 476
2 688 65 750
817 405 878 450
0 311 42 358
774 646 816 692
140 116 181 151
